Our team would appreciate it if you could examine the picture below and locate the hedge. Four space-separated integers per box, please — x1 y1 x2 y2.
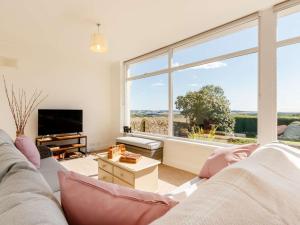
233 115 300 137
234 116 257 137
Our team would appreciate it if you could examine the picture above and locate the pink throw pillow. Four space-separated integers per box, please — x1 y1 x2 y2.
15 136 40 168
199 144 259 178
58 171 178 225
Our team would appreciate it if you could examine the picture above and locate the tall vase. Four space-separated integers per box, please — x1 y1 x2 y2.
16 129 25 137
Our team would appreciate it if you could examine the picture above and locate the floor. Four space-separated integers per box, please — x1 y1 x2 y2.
60 154 196 194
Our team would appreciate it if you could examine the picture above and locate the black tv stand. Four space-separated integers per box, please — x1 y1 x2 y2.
36 134 87 160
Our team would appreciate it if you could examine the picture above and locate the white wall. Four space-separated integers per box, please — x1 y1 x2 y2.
163 139 215 174
0 43 114 151
110 62 123 139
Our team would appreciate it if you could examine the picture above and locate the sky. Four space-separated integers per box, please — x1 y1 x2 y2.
129 11 300 113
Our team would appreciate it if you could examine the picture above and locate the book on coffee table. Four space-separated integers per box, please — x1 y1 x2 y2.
119 152 142 164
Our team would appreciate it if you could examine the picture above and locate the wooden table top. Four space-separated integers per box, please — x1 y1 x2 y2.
97 152 161 173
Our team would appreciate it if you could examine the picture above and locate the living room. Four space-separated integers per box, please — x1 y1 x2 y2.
1 0 300 225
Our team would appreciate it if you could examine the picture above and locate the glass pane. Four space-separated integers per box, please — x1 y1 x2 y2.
173 24 258 66
173 54 258 144
129 74 168 135
128 54 168 77
277 9 300 41
277 43 300 149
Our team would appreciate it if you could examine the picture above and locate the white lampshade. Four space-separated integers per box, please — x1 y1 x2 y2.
90 32 108 53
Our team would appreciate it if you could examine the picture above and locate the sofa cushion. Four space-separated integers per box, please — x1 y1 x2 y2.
0 141 30 182
0 163 68 225
116 136 163 150
39 157 68 192
0 129 14 145
199 144 259 178
15 135 41 168
0 130 68 225
165 177 206 202
59 171 177 225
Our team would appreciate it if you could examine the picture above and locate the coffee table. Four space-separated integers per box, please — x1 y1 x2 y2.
97 152 161 192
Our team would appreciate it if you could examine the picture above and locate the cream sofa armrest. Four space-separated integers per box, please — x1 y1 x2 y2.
165 177 206 202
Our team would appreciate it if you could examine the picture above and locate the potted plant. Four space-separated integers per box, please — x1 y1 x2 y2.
3 76 47 137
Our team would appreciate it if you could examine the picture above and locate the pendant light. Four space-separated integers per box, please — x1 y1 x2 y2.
90 23 108 53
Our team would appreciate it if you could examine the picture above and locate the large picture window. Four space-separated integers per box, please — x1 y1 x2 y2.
125 19 258 144
125 3 300 147
125 2 300 148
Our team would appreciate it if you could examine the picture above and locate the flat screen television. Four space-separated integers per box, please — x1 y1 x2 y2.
38 109 83 136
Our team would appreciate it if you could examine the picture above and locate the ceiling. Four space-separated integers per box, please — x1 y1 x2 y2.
0 0 284 63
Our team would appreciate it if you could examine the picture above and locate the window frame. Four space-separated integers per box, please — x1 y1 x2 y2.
125 15 259 143
123 1 300 146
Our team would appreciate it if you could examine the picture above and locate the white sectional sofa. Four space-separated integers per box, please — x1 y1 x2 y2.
2 128 300 225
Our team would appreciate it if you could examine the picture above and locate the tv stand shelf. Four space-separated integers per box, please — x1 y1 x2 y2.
36 134 87 160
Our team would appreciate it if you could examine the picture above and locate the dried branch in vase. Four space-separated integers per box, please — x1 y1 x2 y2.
3 75 47 137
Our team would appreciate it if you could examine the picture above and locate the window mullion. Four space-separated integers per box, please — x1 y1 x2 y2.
258 8 277 144
168 49 174 136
